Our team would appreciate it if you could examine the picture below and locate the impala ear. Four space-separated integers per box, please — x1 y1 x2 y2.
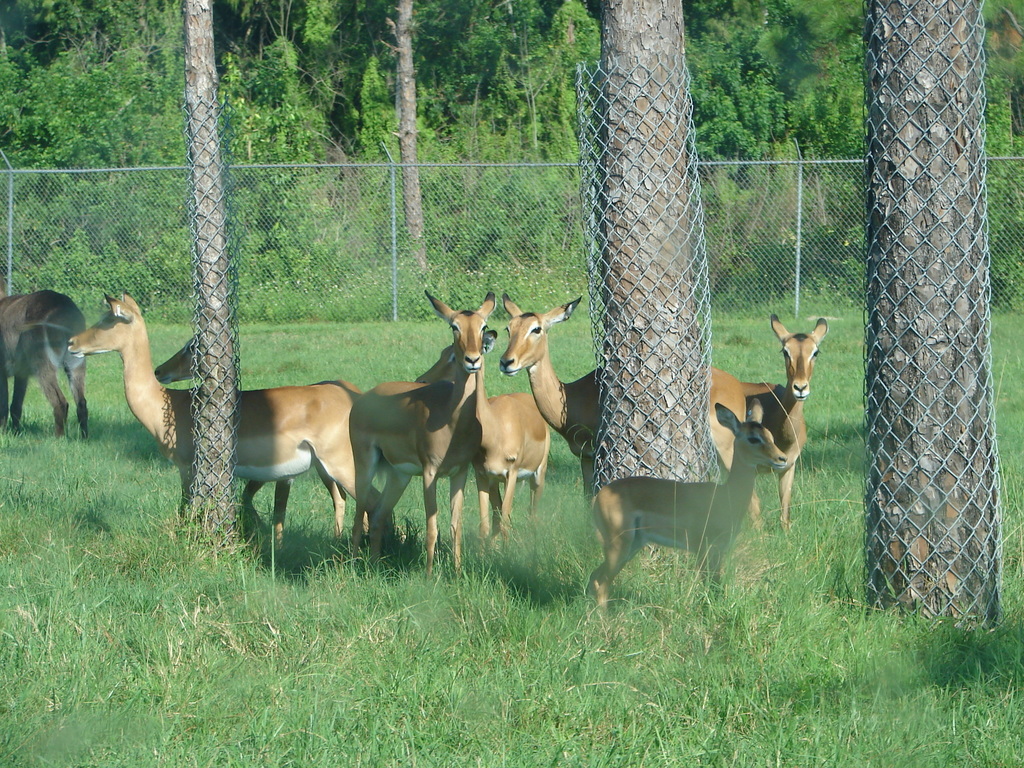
502 293 523 318
478 291 496 320
812 317 829 342
746 399 764 424
482 329 498 354
426 291 455 321
544 296 581 329
714 403 741 434
770 313 789 342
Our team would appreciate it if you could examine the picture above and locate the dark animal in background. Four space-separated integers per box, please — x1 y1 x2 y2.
0 289 88 437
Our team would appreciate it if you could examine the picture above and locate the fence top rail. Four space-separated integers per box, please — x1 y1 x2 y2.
7 156 1024 175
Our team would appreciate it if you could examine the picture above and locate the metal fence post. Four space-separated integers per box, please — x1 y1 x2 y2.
794 141 803 318
1 150 12 294
383 144 399 322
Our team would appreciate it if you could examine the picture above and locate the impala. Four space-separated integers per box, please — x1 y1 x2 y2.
588 401 788 608
349 291 494 575
742 314 828 530
0 289 88 437
417 340 550 541
68 293 376 544
498 295 749 491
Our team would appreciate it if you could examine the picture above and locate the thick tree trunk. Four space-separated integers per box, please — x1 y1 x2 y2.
393 0 427 272
594 0 716 490
865 0 1001 623
183 0 240 541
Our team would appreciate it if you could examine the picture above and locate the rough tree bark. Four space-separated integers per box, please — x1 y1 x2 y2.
392 0 427 272
594 0 716 490
183 0 240 541
865 0 1001 623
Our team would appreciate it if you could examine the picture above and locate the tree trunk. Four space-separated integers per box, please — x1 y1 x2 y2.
183 0 240 541
593 0 716 490
393 0 427 272
865 0 1001 623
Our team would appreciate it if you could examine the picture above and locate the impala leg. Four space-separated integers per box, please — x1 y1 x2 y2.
422 468 441 576
476 468 493 541
497 472 519 540
587 532 639 610
748 488 763 530
313 462 346 538
271 479 293 547
777 463 797 531
351 445 378 551
528 463 546 521
581 455 596 498
588 498 641 609
449 466 469 573
241 480 267 538
368 469 411 560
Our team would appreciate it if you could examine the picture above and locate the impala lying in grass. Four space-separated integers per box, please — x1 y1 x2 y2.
349 291 495 575
498 294 749 492
742 314 829 529
588 401 788 609
69 293 376 544
0 289 88 437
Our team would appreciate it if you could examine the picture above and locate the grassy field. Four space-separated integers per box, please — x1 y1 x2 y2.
1 304 1022 767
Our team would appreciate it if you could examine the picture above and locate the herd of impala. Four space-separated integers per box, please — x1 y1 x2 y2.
1 286 828 607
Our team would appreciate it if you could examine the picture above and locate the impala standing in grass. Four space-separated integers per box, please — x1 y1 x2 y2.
69 293 377 543
349 291 495 575
588 401 788 609
742 314 829 529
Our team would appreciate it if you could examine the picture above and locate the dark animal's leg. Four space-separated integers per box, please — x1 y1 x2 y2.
34 364 70 437
10 376 30 433
0 373 8 429
65 357 88 438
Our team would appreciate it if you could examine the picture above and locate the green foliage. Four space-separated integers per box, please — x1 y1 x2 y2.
356 56 398 159
4 0 1024 165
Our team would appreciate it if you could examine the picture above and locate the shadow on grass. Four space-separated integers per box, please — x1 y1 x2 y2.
920 617 1024 688
248 512 583 606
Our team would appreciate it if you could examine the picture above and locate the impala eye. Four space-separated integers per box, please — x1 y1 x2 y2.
531 326 542 335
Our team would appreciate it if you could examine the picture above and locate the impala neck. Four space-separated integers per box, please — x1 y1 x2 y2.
117 319 176 444
474 365 496 433
525 350 569 433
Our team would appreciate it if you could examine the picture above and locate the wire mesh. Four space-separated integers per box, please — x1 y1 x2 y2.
864 0 1001 624
578 51 718 491
5 157 1024 324
183 87 240 542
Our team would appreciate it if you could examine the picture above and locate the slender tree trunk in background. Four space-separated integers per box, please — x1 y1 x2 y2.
183 0 240 542
864 0 1001 623
393 0 427 272
594 0 716 489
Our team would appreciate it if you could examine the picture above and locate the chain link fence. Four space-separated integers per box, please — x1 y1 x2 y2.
2 157 1024 324
864 0 1001 624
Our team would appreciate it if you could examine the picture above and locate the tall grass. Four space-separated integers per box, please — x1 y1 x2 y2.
1 308 1022 766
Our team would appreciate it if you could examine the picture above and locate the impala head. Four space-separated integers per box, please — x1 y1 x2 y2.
770 314 828 401
154 336 198 384
716 401 788 471
499 294 581 376
415 332 498 385
68 293 144 357
426 291 496 374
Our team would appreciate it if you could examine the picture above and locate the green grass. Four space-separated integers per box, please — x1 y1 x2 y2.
1 308 1023 766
